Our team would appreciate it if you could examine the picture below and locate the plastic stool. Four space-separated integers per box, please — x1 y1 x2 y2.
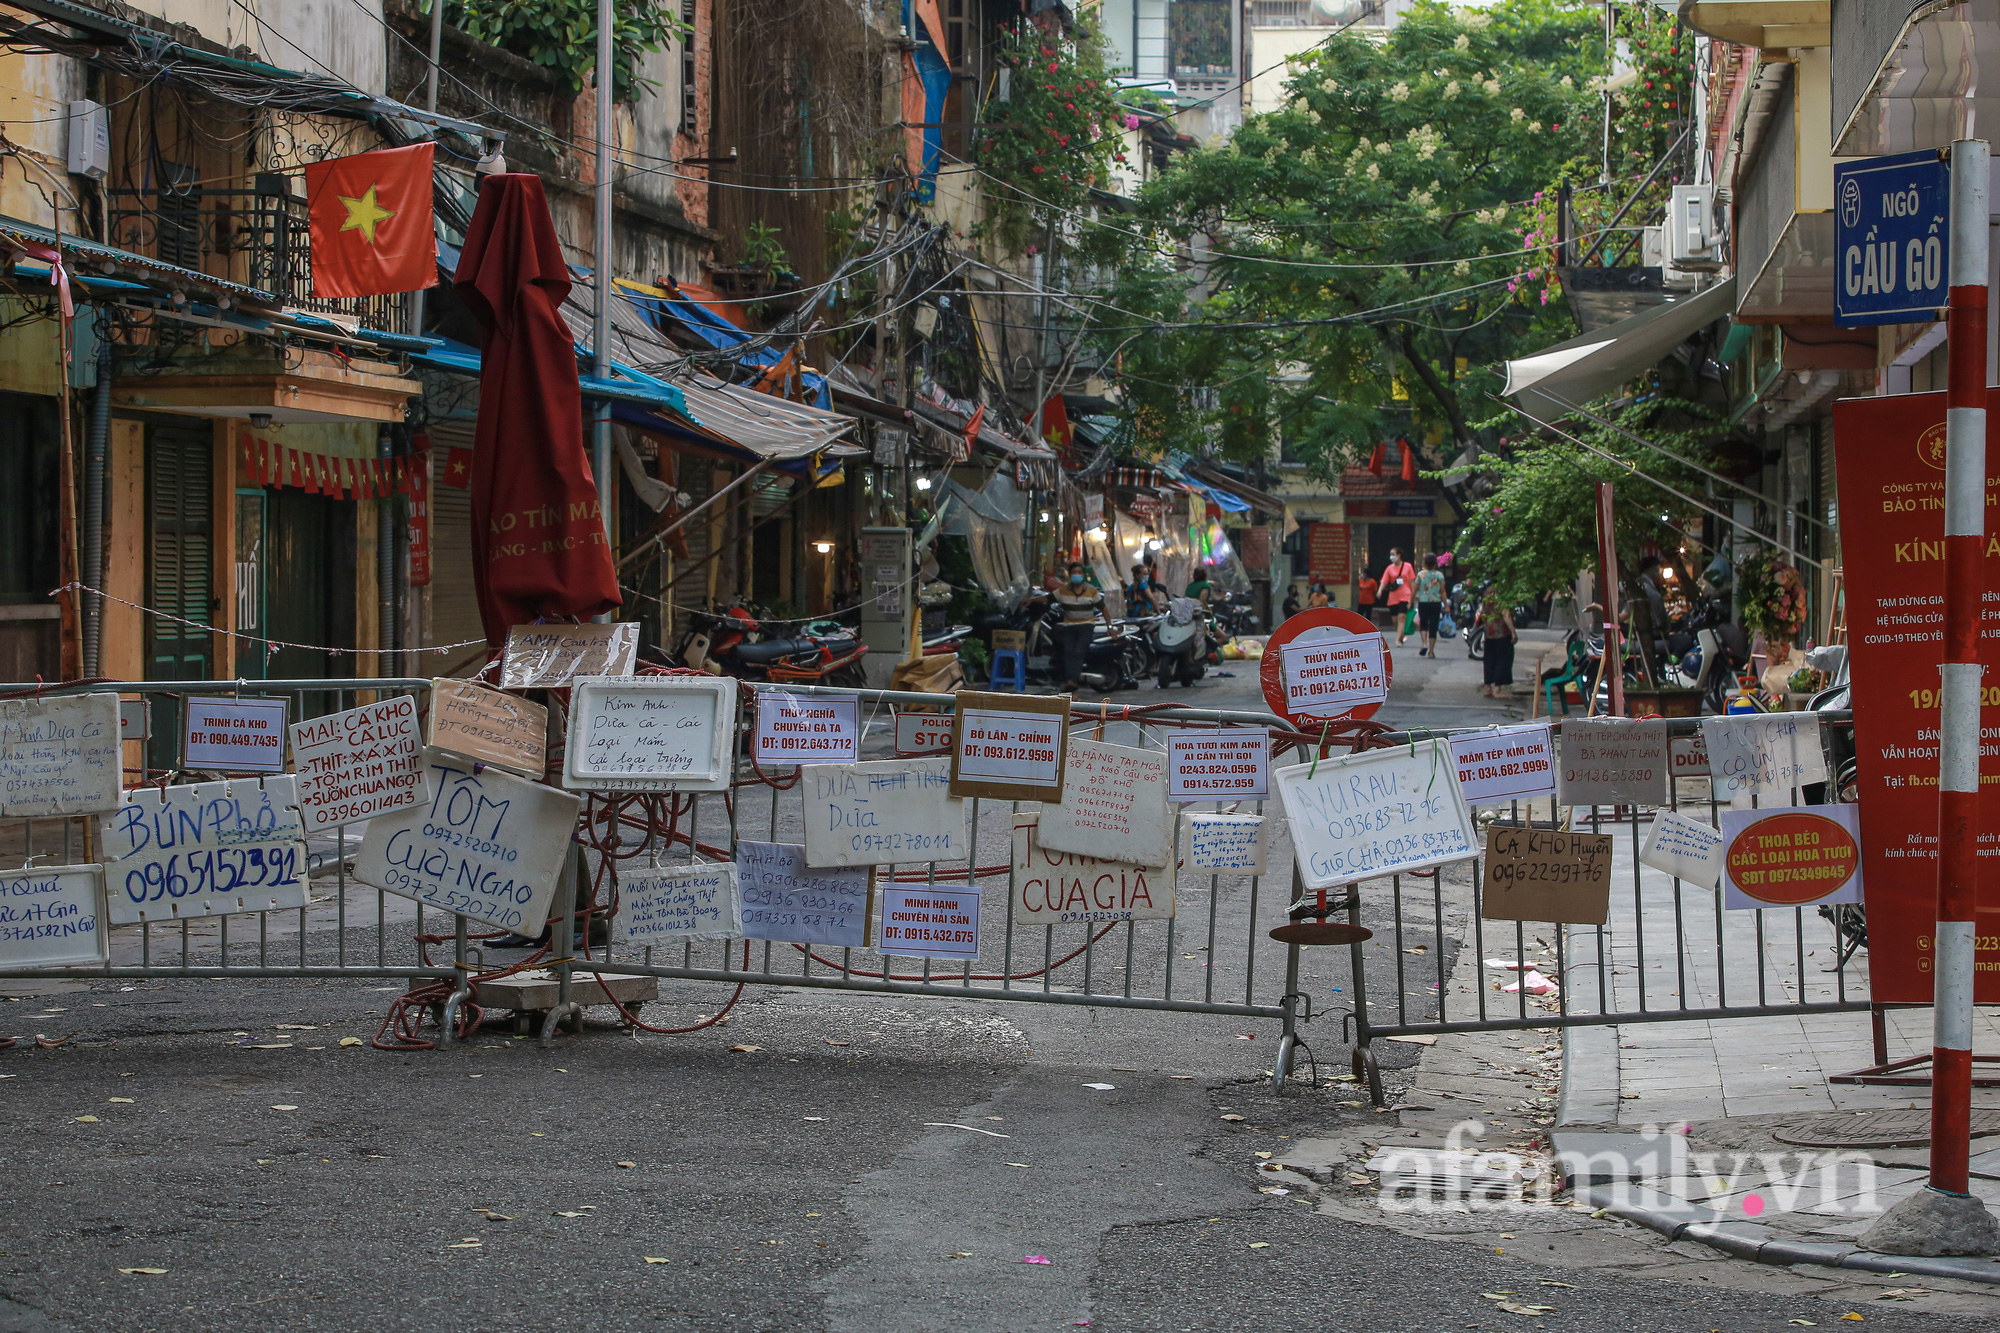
988 649 1027 691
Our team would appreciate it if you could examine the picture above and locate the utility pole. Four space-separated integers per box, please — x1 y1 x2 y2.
593 0 617 581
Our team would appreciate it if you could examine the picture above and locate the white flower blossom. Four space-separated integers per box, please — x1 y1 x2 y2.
1443 80 1460 99
1454 259 1472 277
1560 75 1574 89
1474 205 1509 225
1465 10 1490 28
1454 34 1470 52
1376 140 1393 155
1309 109 1323 123
1389 81 1411 101
1322 77 1339 94
1529 121 1542 132
1510 107 1525 121
1483 78 1501 95
1367 162 1381 179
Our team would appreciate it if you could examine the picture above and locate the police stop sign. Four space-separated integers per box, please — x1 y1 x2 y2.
1835 149 1949 326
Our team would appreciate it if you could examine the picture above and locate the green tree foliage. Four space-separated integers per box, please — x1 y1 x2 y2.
448 0 685 101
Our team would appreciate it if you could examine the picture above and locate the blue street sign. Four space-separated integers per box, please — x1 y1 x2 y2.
1835 149 1950 326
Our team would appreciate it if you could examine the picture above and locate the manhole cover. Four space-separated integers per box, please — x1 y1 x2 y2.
1773 1108 2000 1149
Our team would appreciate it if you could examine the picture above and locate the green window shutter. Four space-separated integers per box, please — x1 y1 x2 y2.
147 426 213 683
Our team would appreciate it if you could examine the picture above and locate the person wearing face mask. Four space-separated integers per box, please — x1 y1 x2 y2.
1053 561 1115 692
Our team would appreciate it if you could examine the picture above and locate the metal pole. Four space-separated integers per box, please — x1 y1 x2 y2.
593 0 617 575
1593 480 1624 717
408 0 445 339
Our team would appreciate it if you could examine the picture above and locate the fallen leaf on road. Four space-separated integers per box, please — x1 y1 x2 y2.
446 1241 482 1250
643 1257 669 1264
825 1040 849 1046
1005 1162 1031 1169
555 1212 588 1218
117 1268 167 1275
944 1251 973 1259
803 1117 827 1122
1247 1242 1270 1250
1023 1256 1052 1265
248 1044 292 1051
729 1044 761 1053
475 1211 515 1221
73 1115 98 1123
1589 1207 1608 1218
1876 1289 1929 1301
276 1025 316 1031
1537 1280 1577 1289
805 1213 822 1218
616 1161 637 1169
1172 1075 1195 1080
339 1037 363 1047
1082 1083 1115 1091
1220 1114 1245 1122
107 1097 134 1104
1259 1163 1281 1172
270 1105 297 1112
1255 1152 1273 1160
1789 1320 1818 1326
1840 1316 1864 1323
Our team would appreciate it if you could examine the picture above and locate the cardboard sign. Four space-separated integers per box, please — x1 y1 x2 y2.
735 841 873 946
613 862 742 945
1448 723 1556 807
949 691 1070 801
562 676 737 792
801 757 970 868
1274 742 1479 890
753 691 860 766
288 696 426 833
1011 815 1175 924
1720 804 1864 911
1670 733 1710 778
428 677 547 777
1183 812 1270 873
878 884 981 960
101 777 309 924
1639 809 1726 888
499 621 640 688
182 696 289 774
1555 717 1669 806
357 749 581 934
1481 825 1614 924
1278 627 1388 720
1700 713 1828 806
0 692 122 816
1036 739 1173 868
1166 727 1270 801
893 710 955 756
0 864 108 969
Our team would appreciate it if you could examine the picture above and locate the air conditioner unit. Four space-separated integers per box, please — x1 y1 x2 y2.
66 100 109 180
1645 225 1697 290
1668 184 1721 271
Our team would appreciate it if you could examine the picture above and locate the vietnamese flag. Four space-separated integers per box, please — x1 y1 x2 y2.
439 446 472 490
304 144 437 299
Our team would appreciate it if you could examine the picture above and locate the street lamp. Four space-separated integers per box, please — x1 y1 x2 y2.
915 476 933 491
814 540 833 554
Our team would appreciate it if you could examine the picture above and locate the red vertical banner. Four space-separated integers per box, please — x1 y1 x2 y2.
1308 522 1351 586
408 451 431 587
1833 389 2000 1003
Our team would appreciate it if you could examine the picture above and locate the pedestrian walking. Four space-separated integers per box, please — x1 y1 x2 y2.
1053 561 1114 692
1415 553 1446 657
1356 569 1378 615
1380 547 1417 644
1480 594 1518 698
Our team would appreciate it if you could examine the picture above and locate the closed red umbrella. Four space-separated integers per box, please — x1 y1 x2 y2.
454 173 621 646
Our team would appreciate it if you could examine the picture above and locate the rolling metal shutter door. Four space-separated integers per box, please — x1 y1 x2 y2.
427 423 484 660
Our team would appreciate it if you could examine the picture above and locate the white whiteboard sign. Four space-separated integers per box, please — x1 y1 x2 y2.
614 862 742 944
1037 739 1173 869
563 676 737 792
0 864 108 969
1183 813 1270 873
1700 713 1828 806
800 757 969 867
1274 743 1478 890
0 692 123 816
1639 810 1725 888
1449 723 1557 807
893 711 955 756
735 841 872 946
357 749 581 934
182 696 289 773
1166 727 1270 801
753 691 859 765
101 777 309 924
1279 626 1387 719
1011 816 1175 925
1556 717 1670 806
288 695 426 833
878 884 981 960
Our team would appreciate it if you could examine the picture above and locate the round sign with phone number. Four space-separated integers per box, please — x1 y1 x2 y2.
1261 608 1394 726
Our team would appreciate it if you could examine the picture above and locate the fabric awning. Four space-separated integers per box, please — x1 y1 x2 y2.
1185 462 1286 516
1502 277 1737 418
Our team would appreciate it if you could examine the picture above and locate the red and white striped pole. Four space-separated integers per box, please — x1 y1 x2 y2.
1932 136 1988 1200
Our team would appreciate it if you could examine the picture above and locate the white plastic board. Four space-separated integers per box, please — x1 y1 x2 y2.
892 710 955 757
0 692 123 816
800 757 969 868
1700 713 1828 806
1036 739 1173 869
1448 723 1556 807
119 698 150 742
752 691 859 765
288 695 427 833
1011 815 1175 925
735 841 871 946
1183 813 1270 873
1274 742 1479 890
182 696 288 773
1555 717 1670 806
563 675 737 792
356 748 581 934
877 884 981 960
0 864 109 969
1639 810 1726 888
100 776 309 924
1166 727 1270 801
613 862 742 945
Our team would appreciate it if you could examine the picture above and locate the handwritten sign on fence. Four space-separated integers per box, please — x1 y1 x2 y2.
1700 714 1828 806
1037 739 1173 868
1011 815 1174 925
1166 727 1270 801
613 862 742 944
0 692 122 816
0 864 108 969
1449 722 1556 807
288 696 426 833
101 777 309 924
735 841 873 946
878 884 981 960
801 757 969 868
753 691 859 765
1555 717 1669 806
357 748 581 934
1639 810 1726 888
562 676 737 792
1183 812 1270 873
499 621 639 688
1274 743 1478 891
1481 825 1614 924
429 677 547 776
182 696 288 774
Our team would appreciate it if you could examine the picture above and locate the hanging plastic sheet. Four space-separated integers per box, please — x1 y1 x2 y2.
941 471 1031 605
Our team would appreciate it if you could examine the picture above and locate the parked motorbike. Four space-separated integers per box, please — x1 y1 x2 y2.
1151 597 1209 688
675 604 869 686
977 593 1151 693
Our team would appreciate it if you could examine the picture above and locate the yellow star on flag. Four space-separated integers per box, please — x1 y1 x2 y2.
337 184 396 245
